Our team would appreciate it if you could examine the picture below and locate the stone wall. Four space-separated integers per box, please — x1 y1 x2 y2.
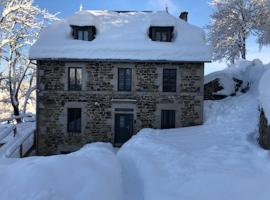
36 60 204 155
259 109 270 149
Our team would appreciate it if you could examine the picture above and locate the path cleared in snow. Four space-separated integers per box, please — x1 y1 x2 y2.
118 92 270 200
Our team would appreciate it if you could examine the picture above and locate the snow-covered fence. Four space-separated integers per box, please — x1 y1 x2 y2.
0 115 36 158
0 114 35 124
0 125 16 141
0 127 35 158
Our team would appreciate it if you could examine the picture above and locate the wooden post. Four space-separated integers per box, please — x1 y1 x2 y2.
20 144 23 158
13 126 17 137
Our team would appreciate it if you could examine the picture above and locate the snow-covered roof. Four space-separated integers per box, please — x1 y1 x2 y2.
29 10 212 62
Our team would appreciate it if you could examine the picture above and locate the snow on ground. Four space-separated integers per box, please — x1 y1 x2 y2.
118 92 270 200
205 59 267 96
29 10 211 62
1 60 270 200
0 143 123 200
0 122 35 158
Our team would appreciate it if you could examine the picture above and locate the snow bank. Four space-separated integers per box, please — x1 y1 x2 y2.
259 68 270 123
0 143 123 200
118 93 270 200
205 59 267 96
29 10 211 62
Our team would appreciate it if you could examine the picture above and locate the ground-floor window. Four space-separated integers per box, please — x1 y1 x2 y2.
67 108 82 133
161 110 176 129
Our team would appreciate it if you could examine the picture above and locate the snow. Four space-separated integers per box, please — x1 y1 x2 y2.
1 59 270 199
29 10 211 62
0 122 35 158
205 59 267 96
0 143 123 200
118 93 270 200
259 68 270 123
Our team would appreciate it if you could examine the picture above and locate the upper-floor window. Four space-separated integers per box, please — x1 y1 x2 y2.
163 69 177 92
71 25 96 41
67 108 82 133
118 68 132 91
149 26 174 42
68 67 82 91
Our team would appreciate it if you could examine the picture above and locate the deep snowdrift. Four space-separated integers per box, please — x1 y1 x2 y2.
0 143 123 200
259 68 270 123
29 10 211 62
1 59 270 200
205 59 268 96
118 93 270 200
117 59 270 200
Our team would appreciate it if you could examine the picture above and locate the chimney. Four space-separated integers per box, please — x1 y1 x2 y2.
180 11 188 22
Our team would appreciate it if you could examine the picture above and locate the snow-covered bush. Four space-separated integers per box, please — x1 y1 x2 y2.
204 59 267 100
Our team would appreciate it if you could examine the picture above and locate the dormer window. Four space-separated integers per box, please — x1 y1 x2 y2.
149 26 174 42
71 25 96 41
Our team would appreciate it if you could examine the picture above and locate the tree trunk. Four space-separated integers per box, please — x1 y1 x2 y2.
12 102 21 123
242 36 246 60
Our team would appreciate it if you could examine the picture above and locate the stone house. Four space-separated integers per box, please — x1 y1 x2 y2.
30 10 211 155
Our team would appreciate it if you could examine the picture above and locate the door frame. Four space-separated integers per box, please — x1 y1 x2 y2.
114 113 134 146
111 101 137 146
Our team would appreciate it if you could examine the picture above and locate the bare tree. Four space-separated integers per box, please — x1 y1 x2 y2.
0 0 57 122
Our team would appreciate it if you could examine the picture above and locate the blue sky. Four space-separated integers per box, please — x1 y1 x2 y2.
35 0 270 74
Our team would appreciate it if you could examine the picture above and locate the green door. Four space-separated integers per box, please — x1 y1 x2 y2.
115 114 134 145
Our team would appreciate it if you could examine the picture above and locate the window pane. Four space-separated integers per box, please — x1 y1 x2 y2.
83 31 89 41
68 67 82 91
162 32 168 41
69 68 76 90
118 69 125 91
76 68 82 90
78 31 83 40
150 27 173 42
68 108 81 133
118 68 132 91
156 31 161 41
163 69 177 92
125 69 132 91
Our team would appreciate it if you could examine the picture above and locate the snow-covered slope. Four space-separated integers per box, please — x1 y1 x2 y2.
1 59 270 200
259 68 270 123
0 143 123 200
118 93 270 200
29 10 211 62
205 59 267 96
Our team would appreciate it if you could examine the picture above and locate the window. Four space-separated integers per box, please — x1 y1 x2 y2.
68 67 82 91
163 69 177 92
67 108 82 133
71 25 96 41
161 110 176 129
149 26 174 42
118 68 132 91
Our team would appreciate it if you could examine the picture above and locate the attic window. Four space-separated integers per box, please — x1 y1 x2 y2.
149 26 174 42
71 25 96 41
